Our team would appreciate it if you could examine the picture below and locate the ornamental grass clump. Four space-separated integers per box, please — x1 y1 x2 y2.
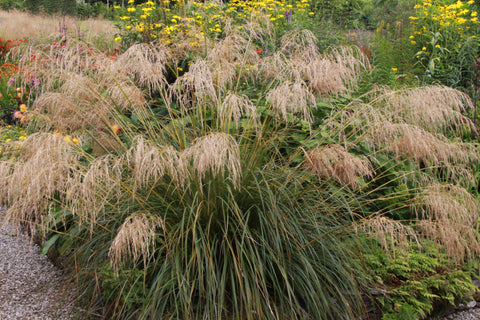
51 124 367 319
6 10 480 319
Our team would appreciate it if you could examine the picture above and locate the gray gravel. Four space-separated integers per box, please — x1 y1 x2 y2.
0 213 78 320
430 307 480 320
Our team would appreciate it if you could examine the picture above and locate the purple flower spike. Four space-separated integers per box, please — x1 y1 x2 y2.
285 9 293 22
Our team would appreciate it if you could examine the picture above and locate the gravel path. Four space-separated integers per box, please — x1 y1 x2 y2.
433 308 480 320
0 212 78 320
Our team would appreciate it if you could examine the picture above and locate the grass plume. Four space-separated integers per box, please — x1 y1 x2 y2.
305 144 374 188
109 212 164 274
416 184 480 263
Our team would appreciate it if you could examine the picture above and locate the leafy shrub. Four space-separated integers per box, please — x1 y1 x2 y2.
409 0 480 88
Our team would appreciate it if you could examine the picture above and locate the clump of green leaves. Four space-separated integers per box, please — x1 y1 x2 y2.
363 241 478 319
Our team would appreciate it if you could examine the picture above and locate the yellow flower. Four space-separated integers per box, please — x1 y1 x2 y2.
435 44 441 48
141 14 147 19
422 46 426 51
391 67 398 72
128 0 134 3
114 36 122 42
127 7 136 12
177 67 183 71
126 25 132 30
411 40 417 44
19 104 27 112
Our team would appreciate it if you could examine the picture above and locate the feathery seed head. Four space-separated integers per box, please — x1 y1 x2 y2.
416 184 480 262
5 133 79 231
266 80 316 124
169 59 217 107
127 136 187 191
109 212 164 274
182 132 241 190
220 92 259 129
358 215 418 258
116 43 170 92
305 144 374 188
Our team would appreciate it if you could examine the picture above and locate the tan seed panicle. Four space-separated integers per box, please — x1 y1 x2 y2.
109 212 164 274
305 144 374 189
182 132 241 190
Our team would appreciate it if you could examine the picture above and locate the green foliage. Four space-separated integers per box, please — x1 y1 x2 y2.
368 19 420 87
23 0 76 15
0 0 22 11
409 0 480 89
363 241 478 319
99 264 147 311
313 0 375 29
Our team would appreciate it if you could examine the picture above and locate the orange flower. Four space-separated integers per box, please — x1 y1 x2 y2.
111 124 121 134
